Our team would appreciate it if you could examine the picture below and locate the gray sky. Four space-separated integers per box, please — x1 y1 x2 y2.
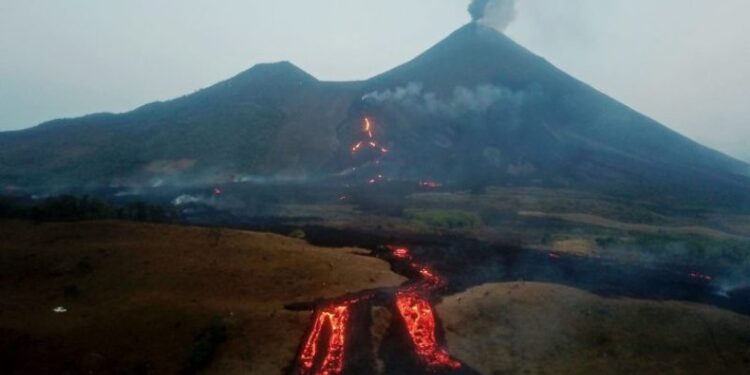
1 0 748 161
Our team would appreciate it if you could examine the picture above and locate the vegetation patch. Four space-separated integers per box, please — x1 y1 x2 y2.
603 233 750 269
406 209 482 231
184 317 228 374
0 195 176 223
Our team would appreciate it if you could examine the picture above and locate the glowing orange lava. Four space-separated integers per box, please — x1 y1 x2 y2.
417 266 442 288
389 246 461 369
392 247 410 259
296 246 460 373
395 292 462 370
299 304 350 375
351 118 388 157
349 117 390 185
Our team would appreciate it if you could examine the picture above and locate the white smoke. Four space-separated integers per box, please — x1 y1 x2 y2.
468 0 518 31
172 194 204 206
444 85 520 114
362 82 530 119
361 82 424 103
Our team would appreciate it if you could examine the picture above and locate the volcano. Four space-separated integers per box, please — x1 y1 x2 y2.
1 23 749 207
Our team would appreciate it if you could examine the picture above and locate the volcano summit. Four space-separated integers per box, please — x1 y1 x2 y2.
1 23 748 207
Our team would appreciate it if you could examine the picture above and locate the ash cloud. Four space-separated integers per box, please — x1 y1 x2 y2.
362 82 531 119
468 0 518 31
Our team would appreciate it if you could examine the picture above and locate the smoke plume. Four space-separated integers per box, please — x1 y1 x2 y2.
468 0 490 21
362 82 533 119
468 0 518 31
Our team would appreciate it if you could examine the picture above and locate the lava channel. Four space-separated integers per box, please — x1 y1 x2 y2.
298 303 351 375
296 245 461 374
390 245 461 370
395 292 462 370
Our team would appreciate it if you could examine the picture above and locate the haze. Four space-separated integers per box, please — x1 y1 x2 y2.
1 0 748 161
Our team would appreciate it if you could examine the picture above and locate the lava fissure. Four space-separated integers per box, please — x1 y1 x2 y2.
350 117 389 185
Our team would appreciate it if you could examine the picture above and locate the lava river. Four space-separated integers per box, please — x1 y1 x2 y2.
293 246 462 375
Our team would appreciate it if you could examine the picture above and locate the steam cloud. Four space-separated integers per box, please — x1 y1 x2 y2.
468 0 518 31
362 82 531 119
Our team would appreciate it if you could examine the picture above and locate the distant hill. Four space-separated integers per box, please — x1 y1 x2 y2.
0 61 361 187
1 23 748 207
0 220 404 373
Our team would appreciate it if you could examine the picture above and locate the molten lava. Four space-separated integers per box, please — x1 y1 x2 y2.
351 117 388 157
395 292 462 371
417 266 442 288
392 247 410 259
299 304 350 375
349 117 390 185
389 246 461 370
352 142 363 152
296 245 460 374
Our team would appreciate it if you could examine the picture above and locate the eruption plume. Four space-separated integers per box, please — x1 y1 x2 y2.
468 0 518 31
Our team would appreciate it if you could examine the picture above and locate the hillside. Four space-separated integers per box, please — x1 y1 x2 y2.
0 221 405 374
3 221 748 374
437 282 750 374
0 62 360 187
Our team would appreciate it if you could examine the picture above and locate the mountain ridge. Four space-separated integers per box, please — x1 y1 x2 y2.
1 23 748 208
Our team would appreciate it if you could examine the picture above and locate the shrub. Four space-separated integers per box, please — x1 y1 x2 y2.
63 284 80 298
0 194 177 223
184 317 227 374
288 229 306 239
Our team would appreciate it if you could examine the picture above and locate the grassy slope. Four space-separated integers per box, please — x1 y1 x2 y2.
0 220 405 374
438 282 750 375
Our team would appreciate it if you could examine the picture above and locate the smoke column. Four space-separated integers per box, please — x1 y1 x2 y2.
468 0 518 31
468 0 490 21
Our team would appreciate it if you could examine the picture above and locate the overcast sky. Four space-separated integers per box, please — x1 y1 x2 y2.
1 0 748 161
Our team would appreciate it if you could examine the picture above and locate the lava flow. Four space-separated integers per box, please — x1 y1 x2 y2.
351 118 388 156
350 117 388 185
299 303 351 375
389 246 461 370
295 246 460 374
395 292 462 370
